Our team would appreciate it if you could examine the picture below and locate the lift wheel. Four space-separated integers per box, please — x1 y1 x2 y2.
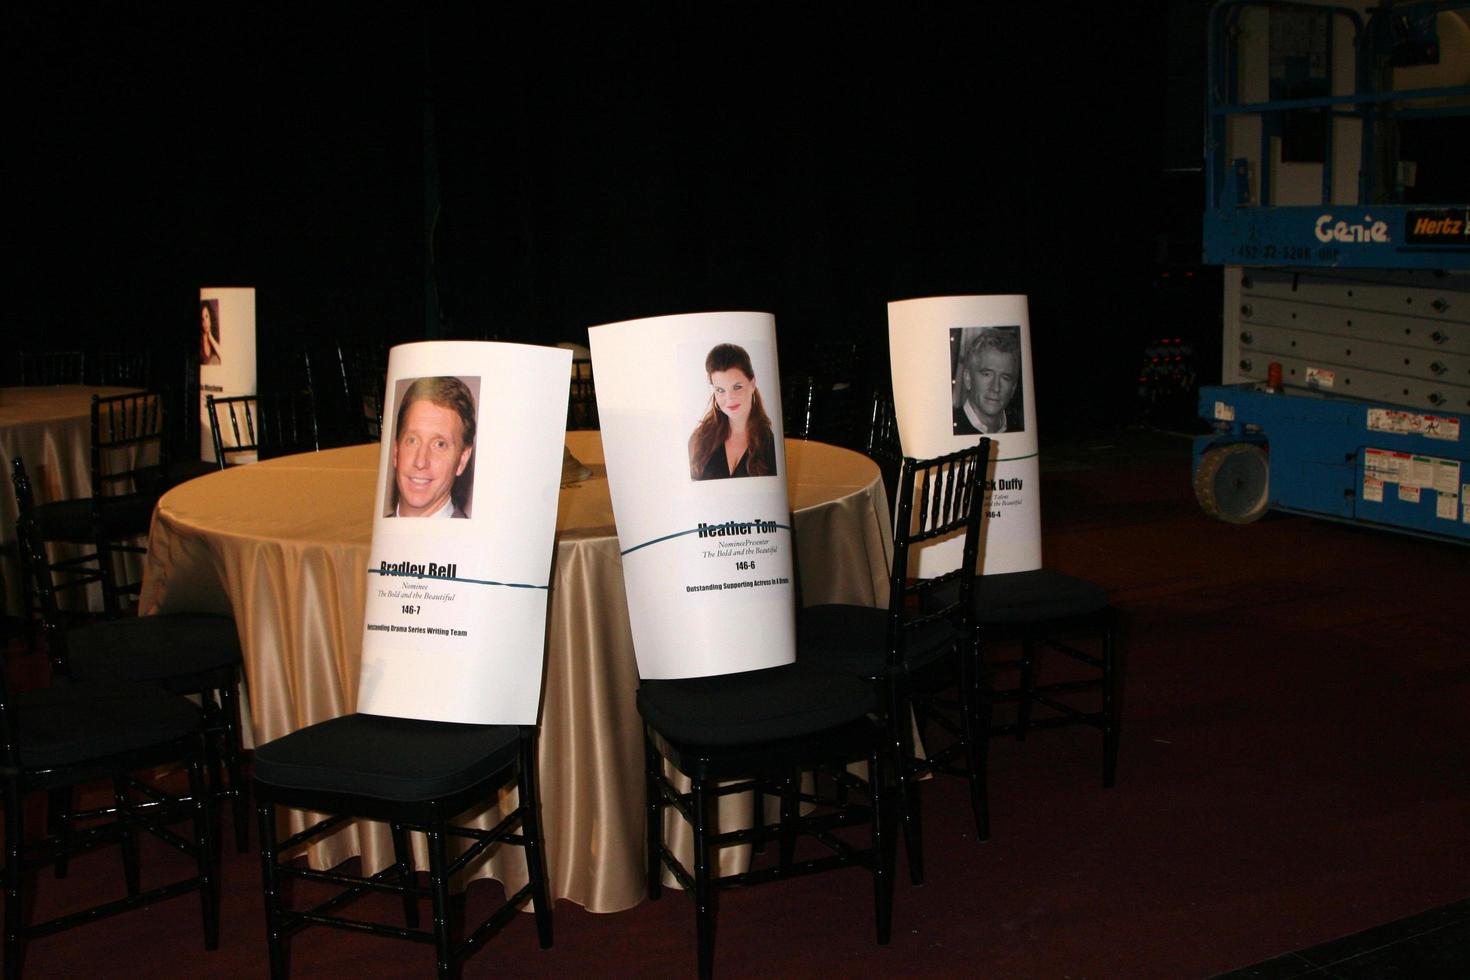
1195 443 1270 524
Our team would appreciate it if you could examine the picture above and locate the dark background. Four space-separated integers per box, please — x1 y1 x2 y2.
12 3 1208 439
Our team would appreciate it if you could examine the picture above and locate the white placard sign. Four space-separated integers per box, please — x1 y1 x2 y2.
198 287 258 462
357 342 571 724
589 312 796 679
888 295 1041 576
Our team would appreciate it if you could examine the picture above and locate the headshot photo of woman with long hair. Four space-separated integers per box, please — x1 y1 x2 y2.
688 342 777 481
200 300 222 366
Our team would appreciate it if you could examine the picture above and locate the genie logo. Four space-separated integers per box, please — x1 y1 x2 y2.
1314 214 1389 244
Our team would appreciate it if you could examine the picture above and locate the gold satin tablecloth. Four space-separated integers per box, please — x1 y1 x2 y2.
139 431 892 912
0 385 141 616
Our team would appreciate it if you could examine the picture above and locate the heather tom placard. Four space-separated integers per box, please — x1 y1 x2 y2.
590 311 796 679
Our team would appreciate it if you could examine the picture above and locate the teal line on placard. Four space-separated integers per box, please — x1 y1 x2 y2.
366 569 547 590
996 451 1038 463
621 521 792 557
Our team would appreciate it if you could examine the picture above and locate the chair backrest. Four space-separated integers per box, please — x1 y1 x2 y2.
336 342 387 443
864 388 903 515
782 342 864 445
91 390 168 500
567 358 598 430
782 373 818 439
176 351 201 456
883 439 990 668
93 350 152 387
10 457 73 675
351 362 386 442
206 391 320 468
866 388 899 459
19 351 86 386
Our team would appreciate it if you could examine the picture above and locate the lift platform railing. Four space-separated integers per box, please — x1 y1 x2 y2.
1204 0 1470 268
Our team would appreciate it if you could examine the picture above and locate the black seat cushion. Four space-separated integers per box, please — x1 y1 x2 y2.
796 604 957 678
637 661 876 747
95 492 159 537
13 681 202 770
32 498 96 544
162 458 220 490
253 714 521 802
971 568 1109 624
66 613 243 688
926 568 1110 625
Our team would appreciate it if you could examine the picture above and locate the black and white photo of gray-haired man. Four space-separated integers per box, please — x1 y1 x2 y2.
951 326 1024 436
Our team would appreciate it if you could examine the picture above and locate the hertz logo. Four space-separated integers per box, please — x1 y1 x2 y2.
1413 216 1463 236
1405 209 1470 245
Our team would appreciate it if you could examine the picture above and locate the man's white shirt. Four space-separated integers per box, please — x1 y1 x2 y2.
396 498 456 519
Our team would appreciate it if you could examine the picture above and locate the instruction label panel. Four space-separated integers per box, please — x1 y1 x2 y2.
1366 409 1460 443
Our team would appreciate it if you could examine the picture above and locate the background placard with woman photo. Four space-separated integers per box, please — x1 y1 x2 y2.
197 286 257 462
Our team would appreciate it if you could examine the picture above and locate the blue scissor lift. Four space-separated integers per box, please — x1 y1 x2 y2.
1193 0 1469 544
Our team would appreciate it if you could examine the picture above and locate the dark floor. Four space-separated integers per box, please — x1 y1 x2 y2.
1218 899 1470 979
1070 428 1470 979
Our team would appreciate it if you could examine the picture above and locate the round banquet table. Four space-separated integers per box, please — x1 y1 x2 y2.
0 385 142 616
139 430 893 913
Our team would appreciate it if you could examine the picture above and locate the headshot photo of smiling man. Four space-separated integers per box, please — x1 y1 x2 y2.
384 375 479 518
951 325 1025 436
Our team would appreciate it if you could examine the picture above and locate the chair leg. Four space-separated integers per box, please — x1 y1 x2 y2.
886 682 924 886
257 799 289 979
751 785 766 854
427 826 458 980
46 786 72 878
517 734 554 949
390 824 420 928
187 752 219 950
218 680 250 851
1016 638 1037 739
5 783 26 980
691 776 717 980
200 695 227 853
644 733 664 901
113 776 141 897
94 535 123 619
869 739 894 945
1101 618 1120 789
778 774 799 869
957 646 991 843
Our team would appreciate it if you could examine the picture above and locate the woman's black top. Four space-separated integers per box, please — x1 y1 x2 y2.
698 438 777 480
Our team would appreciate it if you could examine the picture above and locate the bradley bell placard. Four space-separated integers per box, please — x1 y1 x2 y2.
358 341 570 724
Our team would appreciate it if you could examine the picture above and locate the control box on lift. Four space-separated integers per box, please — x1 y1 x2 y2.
1192 382 1469 543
